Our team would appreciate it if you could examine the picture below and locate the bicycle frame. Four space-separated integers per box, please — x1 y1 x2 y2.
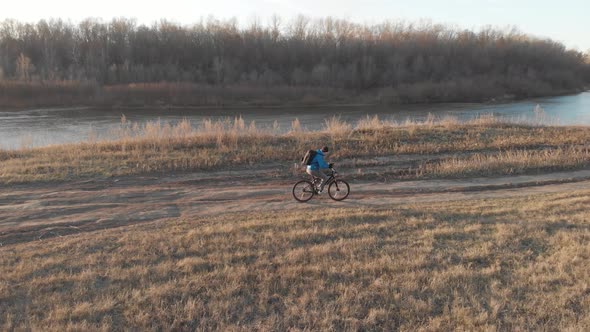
309 169 338 189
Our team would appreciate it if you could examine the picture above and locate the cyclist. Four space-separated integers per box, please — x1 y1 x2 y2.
306 146 333 193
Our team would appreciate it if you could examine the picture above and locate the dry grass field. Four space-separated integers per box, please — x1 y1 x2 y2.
2 115 590 330
1 190 589 330
3 115 590 184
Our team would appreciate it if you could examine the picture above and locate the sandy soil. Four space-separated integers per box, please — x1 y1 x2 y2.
2 167 590 247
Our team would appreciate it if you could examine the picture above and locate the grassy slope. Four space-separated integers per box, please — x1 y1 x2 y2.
1 191 589 330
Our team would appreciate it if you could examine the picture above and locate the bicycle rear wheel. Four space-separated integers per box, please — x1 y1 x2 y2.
328 179 350 201
292 180 315 202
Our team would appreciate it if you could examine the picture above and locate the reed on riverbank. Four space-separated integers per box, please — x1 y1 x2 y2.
1 81 586 109
0 80 98 108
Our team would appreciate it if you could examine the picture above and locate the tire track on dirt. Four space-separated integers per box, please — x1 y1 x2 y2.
2 169 590 246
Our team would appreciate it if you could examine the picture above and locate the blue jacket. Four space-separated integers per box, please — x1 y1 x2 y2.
307 149 329 171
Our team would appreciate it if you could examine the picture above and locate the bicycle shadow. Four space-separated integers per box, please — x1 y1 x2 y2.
312 194 384 209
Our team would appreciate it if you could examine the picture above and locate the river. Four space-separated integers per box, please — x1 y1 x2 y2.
1 91 589 150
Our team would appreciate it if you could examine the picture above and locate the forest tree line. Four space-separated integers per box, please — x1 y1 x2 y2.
0 16 589 107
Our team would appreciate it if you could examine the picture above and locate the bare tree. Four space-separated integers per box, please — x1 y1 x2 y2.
269 15 282 42
16 53 33 81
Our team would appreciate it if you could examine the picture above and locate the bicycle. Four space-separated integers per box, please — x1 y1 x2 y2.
292 166 350 202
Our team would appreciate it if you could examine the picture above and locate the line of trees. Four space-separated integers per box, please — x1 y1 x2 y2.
0 16 589 106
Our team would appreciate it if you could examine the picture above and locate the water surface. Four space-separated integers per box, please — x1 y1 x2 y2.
1 92 589 150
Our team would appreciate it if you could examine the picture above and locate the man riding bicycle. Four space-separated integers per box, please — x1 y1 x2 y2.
306 146 333 193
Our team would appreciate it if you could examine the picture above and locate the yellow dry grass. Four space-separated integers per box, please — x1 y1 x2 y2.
1 191 589 330
424 146 590 177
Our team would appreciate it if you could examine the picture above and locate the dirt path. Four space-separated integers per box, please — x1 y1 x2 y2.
2 168 590 246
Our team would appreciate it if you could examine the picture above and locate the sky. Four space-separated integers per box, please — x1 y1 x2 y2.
2 0 588 51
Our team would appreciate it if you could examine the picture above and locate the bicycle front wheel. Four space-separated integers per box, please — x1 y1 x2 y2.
292 180 315 202
328 179 350 201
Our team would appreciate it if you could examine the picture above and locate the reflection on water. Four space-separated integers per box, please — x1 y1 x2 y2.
1 92 589 150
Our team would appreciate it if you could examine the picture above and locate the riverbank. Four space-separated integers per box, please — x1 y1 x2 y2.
1 81 586 111
3 116 590 184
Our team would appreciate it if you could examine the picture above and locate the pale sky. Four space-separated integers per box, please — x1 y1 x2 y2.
2 0 589 51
